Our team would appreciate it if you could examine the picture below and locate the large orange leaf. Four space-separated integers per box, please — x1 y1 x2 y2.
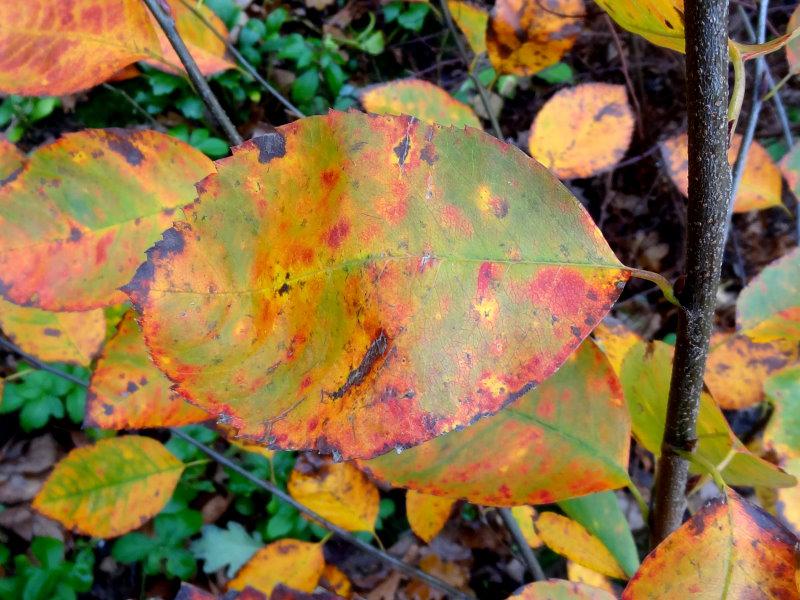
0 297 105 366
125 111 629 460
406 490 456 542
0 0 159 96
0 129 214 311
737 248 800 331
86 311 209 429
509 580 616 600
361 79 482 129
0 138 25 179
33 435 184 538
287 455 379 532
228 540 325 596
661 133 783 213
448 0 488 55
594 0 685 53
622 489 799 599
487 0 584 76
528 84 634 180
361 340 631 505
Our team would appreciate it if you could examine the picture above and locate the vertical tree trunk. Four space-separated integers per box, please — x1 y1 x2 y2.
651 0 731 545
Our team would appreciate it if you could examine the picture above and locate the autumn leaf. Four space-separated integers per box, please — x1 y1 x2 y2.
622 489 800 599
228 540 325 596
487 0 584 76
661 133 783 213
320 564 352 598
567 563 615 596
0 128 215 311
620 340 796 488
33 435 184 538
447 0 488 55
511 506 542 548
361 79 482 129
787 4 800 74
764 366 800 459
591 319 641 377
738 248 800 332
509 580 616 599
0 297 105 366
535 512 626 580
776 457 800 537
406 490 456 543
528 84 634 180
85 311 209 429
361 340 631 506
288 454 379 532
125 111 629 460
0 137 25 179
594 0 685 52
0 0 160 96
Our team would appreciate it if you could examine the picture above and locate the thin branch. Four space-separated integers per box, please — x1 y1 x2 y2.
603 15 644 138
101 84 168 132
175 0 305 120
142 0 243 146
438 0 503 139
0 336 473 599
497 508 546 582
651 0 731 545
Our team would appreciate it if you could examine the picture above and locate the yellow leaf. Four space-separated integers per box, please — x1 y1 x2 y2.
288 455 379 532
511 506 543 548
535 512 626 579
592 319 641 377
228 539 325 595
321 564 352 598
406 490 456 543
448 0 488 55
594 0 685 53
567 562 616 594
33 435 184 538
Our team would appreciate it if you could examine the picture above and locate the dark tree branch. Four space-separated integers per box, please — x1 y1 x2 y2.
651 0 732 545
497 508 546 582
142 0 243 146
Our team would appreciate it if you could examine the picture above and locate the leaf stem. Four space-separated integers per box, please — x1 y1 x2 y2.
627 268 680 307
141 0 243 146
497 508 546 582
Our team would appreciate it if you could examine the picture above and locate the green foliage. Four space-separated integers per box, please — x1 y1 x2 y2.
0 364 88 432
0 96 59 142
0 538 94 600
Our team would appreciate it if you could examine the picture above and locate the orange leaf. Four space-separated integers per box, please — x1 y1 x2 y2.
321 564 352 598
487 0 584 76
622 489 799 599
125 111 629 459
288 455 379 532
535 512 626 580
0 297 105 365
33 435 184 538
362 340 630 506
85 311 209 429
511 506 543 548
528 84 634 179
228 540 325 596
509 580 616 599
361 79 482 129
661 133 782 213
0 129 215 311
448 0 488 55
591 318 641 376
0 137 25 179
406 490 456 542
0 0 160 96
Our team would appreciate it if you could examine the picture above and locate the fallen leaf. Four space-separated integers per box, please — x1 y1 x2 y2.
511 505 542 548
487 0 584 76
447 0 488 55
320 564 352 598
0 137 24 179
0 504 63 541
33 435 184 537
744 308 800 343
0 129 215 311
509 580 616 599
85 311 209 429
764 366 800 459
406 490 456 543
0 0 159 95
228 540 325 596
125 111 629 460
191 521 263 578
288 454 379 532
594 0 685 52
405 553 471 600
787 4 800 74
528 84 634 179
362 340 631 505
361 79 481 129
661 133 783 213
622 489 800 598
535 512 626 579
738 248 800 331
567 563 616 595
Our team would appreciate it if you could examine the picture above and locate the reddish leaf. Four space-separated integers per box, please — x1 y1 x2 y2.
622 489 800 599
737 248 800 331
86 311 209 429
125 111 629 459
0 138 25 179
361 340 630 505
0 129 215 311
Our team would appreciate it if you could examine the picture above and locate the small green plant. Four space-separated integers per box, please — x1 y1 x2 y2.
0 96 59 142
0 365 88 432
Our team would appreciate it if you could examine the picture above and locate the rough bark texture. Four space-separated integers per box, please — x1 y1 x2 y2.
651 0 731 545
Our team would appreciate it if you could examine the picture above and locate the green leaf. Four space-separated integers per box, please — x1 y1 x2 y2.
20 395 63 432
112 533 160 563
398 3 430 31
360 31 385 55
536 62 574 84
177 97 205 120
149 72 182 96
64 388 85 424
292 69 320 103
154 510 203 544
31 538 64 570
195 137 230 158
165 548 196 580
190 521 263 577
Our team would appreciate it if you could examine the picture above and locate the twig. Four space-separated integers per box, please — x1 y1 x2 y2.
142 0 243 145
175 0 305 120
101 84 168 132
438 0 503 139
603 15 644 138
651 0 731 545
0 336 473 599
497 508 546 582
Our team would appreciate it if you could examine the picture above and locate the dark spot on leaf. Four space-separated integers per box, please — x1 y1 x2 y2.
69 227 82 242
252 131 286 164
594 103 625 121
0 166 23 186
586 290 598 301
394 135 411 166
105 130 144 166
329 330 389 399
126 381 139 393
277 282 292 296
43 328 61 337
103 404 114 415
420 143 438 165
570 325 582 338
